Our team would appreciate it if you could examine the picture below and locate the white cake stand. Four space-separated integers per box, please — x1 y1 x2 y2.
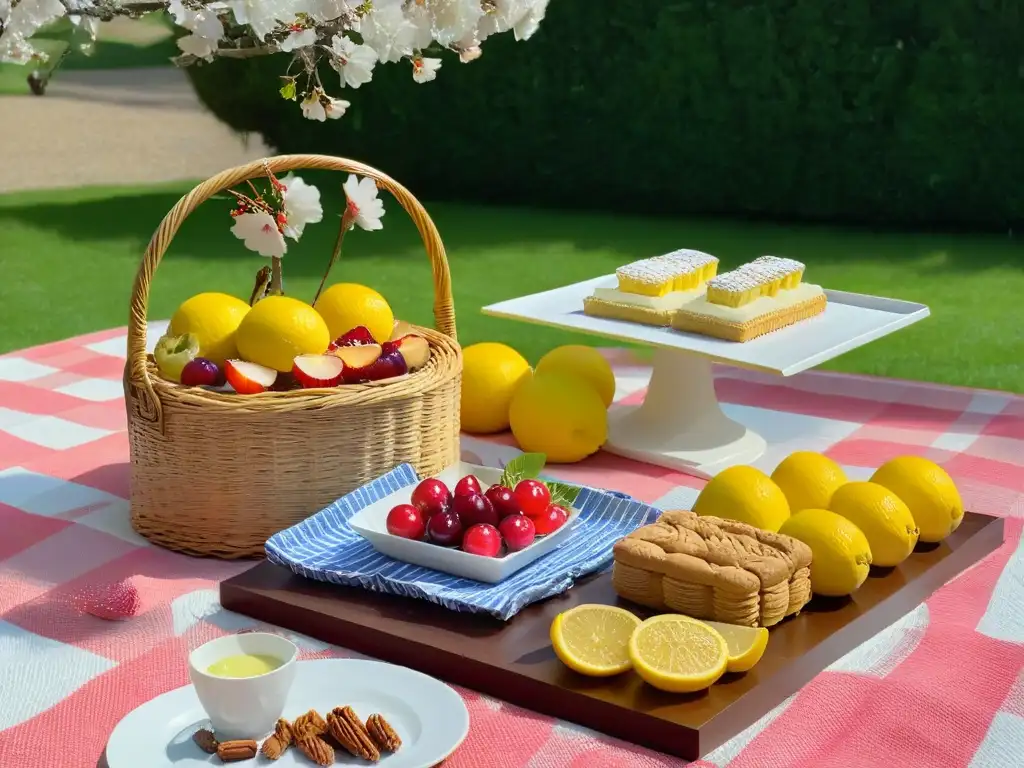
482 276 929 479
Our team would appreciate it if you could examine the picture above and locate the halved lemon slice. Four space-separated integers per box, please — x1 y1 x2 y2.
701 620 769 673
550 604 641 677
628 614 729 693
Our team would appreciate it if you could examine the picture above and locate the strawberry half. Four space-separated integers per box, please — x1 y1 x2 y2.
72 580 141 621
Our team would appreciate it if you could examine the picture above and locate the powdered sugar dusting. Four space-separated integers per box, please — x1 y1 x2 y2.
617 250 718 286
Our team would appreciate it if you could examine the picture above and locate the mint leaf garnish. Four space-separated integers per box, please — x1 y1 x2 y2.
498 452 546 488
546 481 581 507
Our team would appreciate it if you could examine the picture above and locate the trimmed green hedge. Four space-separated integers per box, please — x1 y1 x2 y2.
188 0 1024 228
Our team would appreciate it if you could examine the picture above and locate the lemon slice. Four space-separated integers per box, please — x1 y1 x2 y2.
550 604 641 677
701 620 769 673
628 615 729 693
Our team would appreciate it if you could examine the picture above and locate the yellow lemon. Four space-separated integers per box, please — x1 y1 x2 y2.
235 295 331 372
870 456 964 543
693 465 790 532
778 509 872 597
460 342 532 434
535 345 616 408
550 604 641 677
509 371 608 463
701 620 770 674
314 283 394 344
168 292 250 366
829 481 919 567
628 615 729 693
771 451 848 513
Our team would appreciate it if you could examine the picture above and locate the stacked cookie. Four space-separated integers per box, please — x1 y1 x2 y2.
612 510 812 627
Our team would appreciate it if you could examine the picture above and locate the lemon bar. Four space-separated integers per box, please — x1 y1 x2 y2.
583 249 719 327
672 256 826 342
616 249 720 297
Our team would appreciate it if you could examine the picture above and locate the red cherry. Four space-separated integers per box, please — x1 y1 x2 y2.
386 504 426 540
410 478 451 518
485 484 521 518
514 479 551 518
499 514 536 552
462 523 502 557
426 510 464 547
453 474 482 498
452 493 499 528
534 503 570 535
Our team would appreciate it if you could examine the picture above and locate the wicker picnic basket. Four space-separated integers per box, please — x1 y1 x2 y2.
124 155 462 559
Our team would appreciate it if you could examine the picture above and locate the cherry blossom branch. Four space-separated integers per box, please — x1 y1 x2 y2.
313 209 355 306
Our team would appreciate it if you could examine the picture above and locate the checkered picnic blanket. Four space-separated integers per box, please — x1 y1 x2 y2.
0 327 1022 768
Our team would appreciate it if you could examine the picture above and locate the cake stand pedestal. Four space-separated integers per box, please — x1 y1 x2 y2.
483 277 930 479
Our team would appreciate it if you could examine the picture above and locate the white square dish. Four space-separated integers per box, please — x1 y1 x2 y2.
347 462 580 583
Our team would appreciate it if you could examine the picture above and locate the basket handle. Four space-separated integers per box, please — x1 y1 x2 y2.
126 154 457 427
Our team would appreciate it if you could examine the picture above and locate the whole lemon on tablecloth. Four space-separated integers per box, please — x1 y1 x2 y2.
460 342 532 434
509 371 607 463
829 481 919 567
168 292 250 366
535 345 616 408
693 465 790 532
235 295 331 373
778 508 872 597
869 456 964 543
314 283 394 344
771 451 848 513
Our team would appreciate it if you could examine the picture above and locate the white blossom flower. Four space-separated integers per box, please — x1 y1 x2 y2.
231 212 287 257
329 34 378 88
343 175 385 231
177 33 219 61
427 0 483 47
477 0 527 41
359 2 417 64
227 0 283 40
295 0 349 23
403 0 434 51
300 89 349 121
280 174 323 240
514 0 548 41
412 56 442 84
280 27 317 52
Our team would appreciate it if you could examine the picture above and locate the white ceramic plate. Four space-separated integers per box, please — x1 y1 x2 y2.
348 462 580 583
105 659 469 768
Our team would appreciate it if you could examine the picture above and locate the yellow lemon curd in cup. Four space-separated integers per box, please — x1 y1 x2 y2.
206 653 283 678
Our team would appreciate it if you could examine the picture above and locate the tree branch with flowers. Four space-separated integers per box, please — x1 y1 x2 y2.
0 0 549 119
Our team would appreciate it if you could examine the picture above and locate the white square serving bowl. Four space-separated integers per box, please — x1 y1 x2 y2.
347 462 580 583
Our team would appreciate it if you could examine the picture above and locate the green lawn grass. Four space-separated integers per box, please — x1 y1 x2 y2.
0 16 177 94
1 181 1022 392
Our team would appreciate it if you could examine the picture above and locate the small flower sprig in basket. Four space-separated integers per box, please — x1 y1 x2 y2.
125 155 462 559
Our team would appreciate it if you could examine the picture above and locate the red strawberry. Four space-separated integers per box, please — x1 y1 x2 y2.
73 580 141 621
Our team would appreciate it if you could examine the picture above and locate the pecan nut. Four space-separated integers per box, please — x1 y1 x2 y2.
292 709 327 737
366 713 402 753
327 706 380 762
274 717 294 746
216 739 258 761
260 734 286 760
296 733 334 766
191 728 218 754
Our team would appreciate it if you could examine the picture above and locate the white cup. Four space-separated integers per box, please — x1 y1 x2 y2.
187 632 299 740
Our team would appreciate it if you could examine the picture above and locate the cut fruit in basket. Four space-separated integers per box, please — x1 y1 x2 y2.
334 343 408 382
384 334 431 371
700 620 769 673
153 332 200 383
389 320 417 341
628 614 729 692
225 360 278 394
292 354 345 388
327 325 376 350
550 604 641 677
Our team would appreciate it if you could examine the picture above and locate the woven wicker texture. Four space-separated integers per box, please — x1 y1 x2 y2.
124 155 462 559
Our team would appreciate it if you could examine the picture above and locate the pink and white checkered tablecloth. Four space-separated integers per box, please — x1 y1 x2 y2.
1 328 1022 768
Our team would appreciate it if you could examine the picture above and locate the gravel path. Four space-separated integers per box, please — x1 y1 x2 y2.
0 67 271 194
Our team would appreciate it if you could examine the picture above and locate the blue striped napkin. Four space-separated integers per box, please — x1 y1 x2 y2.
265 464 662 621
